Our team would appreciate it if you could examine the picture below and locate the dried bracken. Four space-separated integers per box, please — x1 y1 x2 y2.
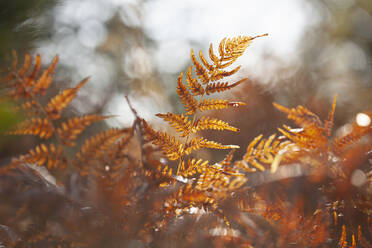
1 35 372 248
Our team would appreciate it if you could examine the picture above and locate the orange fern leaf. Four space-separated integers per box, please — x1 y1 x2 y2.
185 137 239 155
30 56 58 96
155 112 193 137
45 77 89 120
191 49 209 84
7 118 53 139
205 78 246 95
192 116 239 133
22 143 66 169
186 66 204 95
74 128 128 171
273 102 322 129
142 120 184 160
176 73 198 115
198 98 245 112
57 115 113 147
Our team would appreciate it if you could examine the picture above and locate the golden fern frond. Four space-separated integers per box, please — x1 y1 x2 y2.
7 117 53 139
57 115 112 147
192 116 239 133
19 100 36 112
176 72 198 115
190 49 210 84
332 131 366 156
180 158 210 177
143 119 184 160
21 143 66 169
45 77 89 120
185 137 239 155
107 133 133 165
155 112 193 137
273 102 322 129
74 128 128 171
204 78 246 95
237 134 291 172
220 149 235 167
201 34 268 81
186 66 204 95
278 124 326 150
198 98 246 111
28 55 58 96
16 53 32 77
2 53 58 100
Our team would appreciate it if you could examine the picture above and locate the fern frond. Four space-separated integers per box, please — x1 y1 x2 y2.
205 78 246 95
185 137 239 155
155 112 193 137
22 143 66 169
176 73 198 115
17 53 32 77
74 128 128 170
7 118 53 139
198 98 245 111
180 158 210 177
192 116 239 133
209 67 241 82
45 77 89 120
3 54 58 100
57 115 112 147
273 102 322 129
220 149 235 167
278 125 326 150
238 134 290 172
143 120 184 160
191 49 209 84
331 131 366 156
186 66 204 96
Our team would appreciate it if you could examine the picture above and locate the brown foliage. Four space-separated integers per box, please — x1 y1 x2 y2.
0 36 371 247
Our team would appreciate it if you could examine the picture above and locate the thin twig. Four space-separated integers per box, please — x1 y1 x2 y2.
125 95 145 168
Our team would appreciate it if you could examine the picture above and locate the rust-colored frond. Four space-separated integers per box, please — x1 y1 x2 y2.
205 78 246 95
74 128 128 169
185 137 239 155
176 72 198 115
332 131 366 156
198 98 246 111
180 158 210 177
156 112 193 137
273 102 322 129
30 55 58 96
220 149 235 167
191 49 209 84
17 54 32 77
323 94 337 137
208 67 241 82
143 120 184 160
57 115 112 147
21 143 66 169
278 124 326 150
237 134 290 172
2 53 58 100
45 77 89 120
7 118 53 139
192 116 239 133
186 66 204 95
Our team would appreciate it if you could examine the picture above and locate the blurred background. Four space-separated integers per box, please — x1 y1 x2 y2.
1 0 372 162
